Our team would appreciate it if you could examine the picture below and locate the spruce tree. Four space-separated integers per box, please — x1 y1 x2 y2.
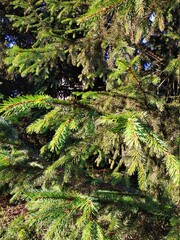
0 0 179 239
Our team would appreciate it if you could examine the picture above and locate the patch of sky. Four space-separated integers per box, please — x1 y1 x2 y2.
11 89 19 97
149 12 155 22
5 35 16 48
141 13 155 44
105 50 109 60
144 62 151 70
142 37 147 44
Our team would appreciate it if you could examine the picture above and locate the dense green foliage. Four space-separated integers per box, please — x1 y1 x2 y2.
0 0 179 239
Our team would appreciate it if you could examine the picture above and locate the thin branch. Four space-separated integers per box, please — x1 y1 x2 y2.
78 1 124 23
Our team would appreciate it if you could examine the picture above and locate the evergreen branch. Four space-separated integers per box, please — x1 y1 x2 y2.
116 58 149 106
165 154 180 186
26 108 61 134
44 155 71 175
0 95 100 118
0 95 52 116
48 120 70 153
78 0 124 23
124 116 179 188
25 190 83 202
